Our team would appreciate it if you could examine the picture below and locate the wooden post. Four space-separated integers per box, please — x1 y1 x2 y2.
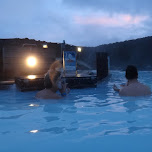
62 40 65 76
0 47 3 80
96 52 109 80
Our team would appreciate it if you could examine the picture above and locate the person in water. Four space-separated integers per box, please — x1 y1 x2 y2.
36 60 70 99
113 65 151 96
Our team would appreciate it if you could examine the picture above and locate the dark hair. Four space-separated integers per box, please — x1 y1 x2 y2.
44 72 52 88
125 65 138 80
44 71 61 89
53 71 61 82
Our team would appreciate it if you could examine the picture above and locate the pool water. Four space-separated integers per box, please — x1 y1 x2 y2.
0 71 152 152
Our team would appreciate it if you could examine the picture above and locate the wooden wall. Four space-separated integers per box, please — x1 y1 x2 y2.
0 39 59 80
0 48 3 79
0 38 110 81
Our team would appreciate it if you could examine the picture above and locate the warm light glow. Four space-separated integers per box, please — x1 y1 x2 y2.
29 104 35 106
30 130 39 133
77 74 81 77
77 47 82 52
26 56 37 67
27 75 36 80
43 44 48 49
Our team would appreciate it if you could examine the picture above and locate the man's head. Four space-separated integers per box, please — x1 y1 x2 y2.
125 65 138 80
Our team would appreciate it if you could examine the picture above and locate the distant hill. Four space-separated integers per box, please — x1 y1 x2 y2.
1 36 152 72
96 36 152 70
78 36 152 70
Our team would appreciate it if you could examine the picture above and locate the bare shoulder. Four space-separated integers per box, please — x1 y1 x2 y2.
119 82 151 96
119 87 128 96
139 82 151 91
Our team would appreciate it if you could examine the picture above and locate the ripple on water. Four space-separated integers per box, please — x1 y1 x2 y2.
0 71 152 139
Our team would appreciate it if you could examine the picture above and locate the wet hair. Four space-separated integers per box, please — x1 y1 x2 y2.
125 65 138 80
44 71 61 89
44 60 62 89
49 60 62 71
53 71 61 82
44 72 52 88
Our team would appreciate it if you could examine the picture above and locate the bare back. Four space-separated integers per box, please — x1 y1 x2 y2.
119 81 151 96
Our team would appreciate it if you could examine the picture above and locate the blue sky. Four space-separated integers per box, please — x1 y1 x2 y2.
0 0 152 46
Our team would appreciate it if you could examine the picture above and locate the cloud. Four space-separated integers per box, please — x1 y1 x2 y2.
0 0 66 41
0 0 152 46
74 14 149 27
62 0 152 14
61 0 152 46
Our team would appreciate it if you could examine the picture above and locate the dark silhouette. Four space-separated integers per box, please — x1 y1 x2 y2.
113 65 151 96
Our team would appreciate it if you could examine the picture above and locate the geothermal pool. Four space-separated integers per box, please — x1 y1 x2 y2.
0 70 152 152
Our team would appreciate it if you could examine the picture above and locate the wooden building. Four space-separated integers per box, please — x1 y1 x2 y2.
0 38 61 80
0 38 109 86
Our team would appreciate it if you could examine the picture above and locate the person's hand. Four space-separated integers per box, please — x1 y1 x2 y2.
120 83 126 87
113 84 120 92
59 83 67 94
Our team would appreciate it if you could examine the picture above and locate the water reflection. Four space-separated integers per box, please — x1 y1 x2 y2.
123 98 152 113
37 127 78 134
43 104 64 114
29 104 39 107
44 116 60 122
127 126 152 134
0 114 24 120
40 127 65 134
1 131 10 135
40 99 79 135
30 130 39 133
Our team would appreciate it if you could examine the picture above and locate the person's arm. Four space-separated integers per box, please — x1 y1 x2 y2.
59 83 68 96
113 84 120 92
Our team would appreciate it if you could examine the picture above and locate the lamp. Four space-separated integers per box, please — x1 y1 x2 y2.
43 44 48 49
26 56 37 67
77 47 82 52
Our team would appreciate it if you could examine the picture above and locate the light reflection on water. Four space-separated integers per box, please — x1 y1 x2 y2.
0 71 152 140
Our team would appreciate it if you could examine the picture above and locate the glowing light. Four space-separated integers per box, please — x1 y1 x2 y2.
77 74 81 77
26 56 37 67
29 104 39 107
29 104 35 106
27 75 36 80
30 130 39 133
77 47 82 52
43 44 48 49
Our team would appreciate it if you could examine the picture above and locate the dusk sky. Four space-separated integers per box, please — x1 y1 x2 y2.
0 0 152 46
